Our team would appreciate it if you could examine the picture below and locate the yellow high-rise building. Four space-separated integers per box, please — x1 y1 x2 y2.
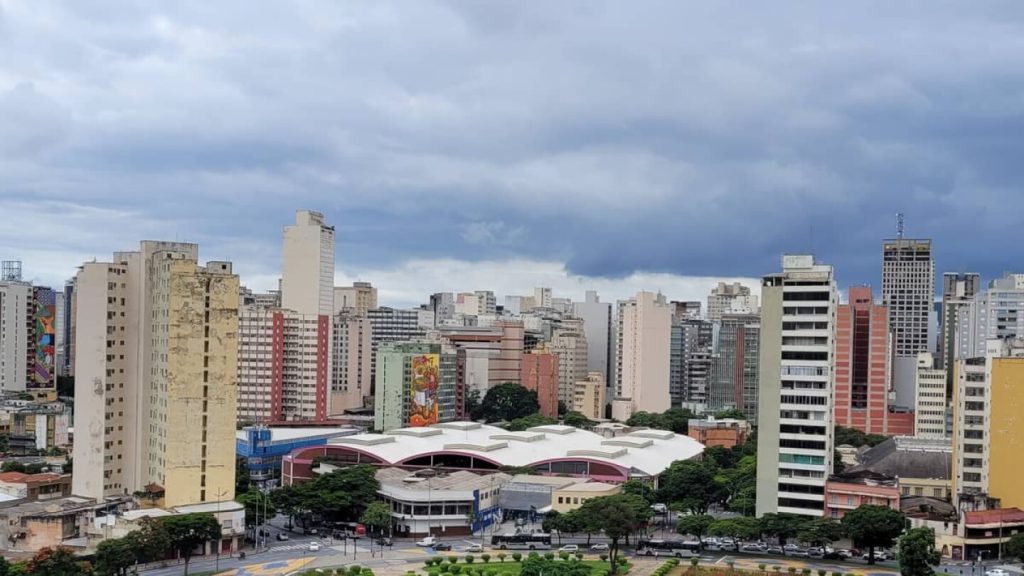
988 343 1024 510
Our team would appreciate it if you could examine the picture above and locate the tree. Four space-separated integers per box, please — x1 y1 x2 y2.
132 516 171 563
161 513 222 576
798 518 845 547
477 383 539 423
657 460 714 514
465 389 482 420
834 426 889 448
302 464 380 523
1006 532 1024 563
713 408 747 420
542 510 564 543
270 483 307 528
562 411 594 429
508 413 557 431
841 505 906 564
576 494 650 574
236 488 277 529
558 400 568 417
708 517 761 542
898 527 940 576
96 537 136 576
361 501 392 538
1 461 25 473
676 515 715 547
620 480 655 505
760 514 809 547
26 547 87 576
235 458 251 493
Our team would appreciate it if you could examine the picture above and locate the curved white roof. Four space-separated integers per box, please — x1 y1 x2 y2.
320 421 703 477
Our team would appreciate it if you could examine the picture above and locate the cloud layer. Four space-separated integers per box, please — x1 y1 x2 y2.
2 1 1023 303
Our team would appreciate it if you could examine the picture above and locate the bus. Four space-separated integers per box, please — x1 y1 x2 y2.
636 539 701 558
490 533 553 550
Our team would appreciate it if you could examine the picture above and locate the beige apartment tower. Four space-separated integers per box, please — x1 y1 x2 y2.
72 242 238 508
573 372 606 421
613 291 672 419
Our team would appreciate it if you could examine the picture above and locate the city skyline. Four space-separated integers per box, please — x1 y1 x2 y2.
3 2 1024 303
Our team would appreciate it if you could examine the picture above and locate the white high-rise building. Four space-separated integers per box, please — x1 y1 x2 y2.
756 255 837 517
282 210 335 317
957 273 1024 360
549 318 588 407
0 281 30 393
573 291 613 388
534 287 552 310
882 238 935 357
914 352 947 438
612 291 671 420
707 282 758 321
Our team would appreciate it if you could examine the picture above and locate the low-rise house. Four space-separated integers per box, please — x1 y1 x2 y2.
0 472 72 501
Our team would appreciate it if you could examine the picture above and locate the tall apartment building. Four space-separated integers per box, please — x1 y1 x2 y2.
670 318 713 407
953 338 1024 510
573 291 613 389
881 238 935 406
549 319 588 407
709 313 760 421
374 342 457 431
573 372 606 421
475 291 497 316
671 301 703 321
61 279 74 377
756 255 837 517
430 293 455 326
333 282 377 315
236 303 274 422
534 287 553 310
834 287 911 435
367 307 431 389
0 280 31 394
331 311 372 414
72 242 238 508
707 282 758 321
914 352 947 438
939 273 980 375
522 350 559 419
282 210 334 317
612 292 671 420
957 273 1024 360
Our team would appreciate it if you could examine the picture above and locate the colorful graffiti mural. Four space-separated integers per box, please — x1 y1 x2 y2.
30 288 55 389
409 354 440 427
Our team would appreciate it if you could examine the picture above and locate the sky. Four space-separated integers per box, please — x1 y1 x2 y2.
2 1 1024 308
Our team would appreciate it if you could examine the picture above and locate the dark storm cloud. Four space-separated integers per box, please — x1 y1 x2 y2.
2 0 1024 292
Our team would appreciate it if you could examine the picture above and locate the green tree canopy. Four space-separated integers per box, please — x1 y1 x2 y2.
713 408 747 420
841 505 906 564
798 518 845 547
270 483 308 527
508 412 557 431
658 460 715 514
562 411 594 429
708 517 762 542
1005 532 1024 563
360 501 392 536
237 487 277 528
476 383 540 422
520 554 593 576
26 547 88 576
96 537 136 576
302 464 381 522
576 494 650 573
161 513 222 576
759 513 809 546
898 527 940 576
625 408 696 434
676 515 715 546
620 479 656 505
834 426 889 448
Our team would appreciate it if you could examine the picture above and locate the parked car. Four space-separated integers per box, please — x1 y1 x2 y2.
376 537 393 546
651 503 669 514
767 546 784 555
417 536 438 547
307 527 319 535
560 545 580 553
308 542 321 552
467 544 484 553
823 550 845 560
741 543 765 553
985 569 1009 576
433 542 452 551
276 533 290 541
591 543 609 552
782 544 800 553
788 548 810 558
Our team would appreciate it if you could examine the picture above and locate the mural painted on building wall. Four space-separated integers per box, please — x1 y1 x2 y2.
30 288 55 389
409 354 439 427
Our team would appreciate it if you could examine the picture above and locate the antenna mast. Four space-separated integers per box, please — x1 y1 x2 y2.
896 212 905 240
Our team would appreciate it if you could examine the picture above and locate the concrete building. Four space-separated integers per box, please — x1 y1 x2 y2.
374 342 458 431
549 319 588 407
756 255 837 517
709 313 760 421
824 470 900 520
367 307 432 389
848 436 953 501
475 291 497 316
522 350 559 420
235 425 358 487
0 279 58 399
834 286 911 436
282 210 334 317
333 282 377 315
882 238 934 408
435 321 524 390
573 373 606 421
534 287 553 310
551 482 621 513
671 318 713 408
915 353 948 438
430 293 455 326
573 291 613 387
687 417 752 449
613 292 671 420
939 273 980 375
72 242 238 508
707 282 758 321
0 472 71 501
236 303 274 423
957 273 1024 361
671 301 703 321
0 280 30 395
330 311 372 414
953 338 1024 510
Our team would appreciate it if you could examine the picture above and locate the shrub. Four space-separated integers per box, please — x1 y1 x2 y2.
618 557 628 565
440 564 452 574
350 567 362 576
465 556 475 564
818 571 826 576
363 571 375 576
691 558 700 567
802 570 811 576
560 552 570 561
832 573 842 576
758 565 766 573
787 568 797 575
544 552 555 561
600 555 608 562
575 553 584 561
449 556 459 564
425 561 434 568
450 567 462 575
772 567 782 574
512 553 523 562
481 554 491 563
497 554 506 563
529 552 539 559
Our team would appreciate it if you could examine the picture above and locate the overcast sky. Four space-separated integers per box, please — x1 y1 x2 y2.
2 1 1023 307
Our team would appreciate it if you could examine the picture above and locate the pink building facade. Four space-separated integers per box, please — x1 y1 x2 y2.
522 351 559 419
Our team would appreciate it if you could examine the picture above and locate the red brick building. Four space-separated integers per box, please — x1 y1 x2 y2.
522 351 559 419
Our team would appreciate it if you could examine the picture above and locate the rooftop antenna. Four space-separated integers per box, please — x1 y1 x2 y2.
896 212 905 240
1 261 22 282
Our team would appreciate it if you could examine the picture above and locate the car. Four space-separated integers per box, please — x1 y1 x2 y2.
985 569 1009 576
782 544 800 552
651 503 668 514
466 544 484 553
276 533 290 541
376 537 393 546
807 547 824 558
741 543 765 553
308 528 319 535
788 548 810 558
417 536 439 547
767 546 784 555
560 545 579 553
308 542 321 552
591 544 609 552
433 542 452 551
